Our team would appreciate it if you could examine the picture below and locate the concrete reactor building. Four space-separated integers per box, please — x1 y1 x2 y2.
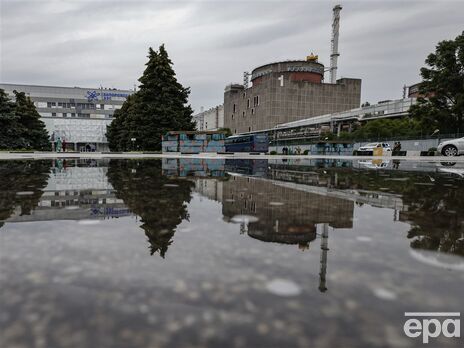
224 59 361 134
223 4 362 134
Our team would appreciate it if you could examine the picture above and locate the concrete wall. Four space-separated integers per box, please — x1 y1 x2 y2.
224 76 361 134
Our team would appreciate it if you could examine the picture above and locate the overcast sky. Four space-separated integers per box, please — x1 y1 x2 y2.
1 0 463 112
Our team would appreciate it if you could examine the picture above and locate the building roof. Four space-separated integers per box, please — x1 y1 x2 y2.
165 130 226 135
0 82 134 93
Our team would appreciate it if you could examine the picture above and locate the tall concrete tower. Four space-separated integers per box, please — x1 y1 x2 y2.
330 4 342 84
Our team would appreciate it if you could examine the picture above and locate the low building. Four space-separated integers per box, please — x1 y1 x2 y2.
162 131 225 154
193 105 224 131
224 58 361 134
0 83 134 151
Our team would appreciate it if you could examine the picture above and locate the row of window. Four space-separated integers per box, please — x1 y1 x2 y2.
231 127 252 134
51 112 91 118
232 95 260 113
44 102 120 110
231 108 256 120
46 102 96 109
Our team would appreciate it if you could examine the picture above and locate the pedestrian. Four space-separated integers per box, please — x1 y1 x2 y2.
56 137 62 153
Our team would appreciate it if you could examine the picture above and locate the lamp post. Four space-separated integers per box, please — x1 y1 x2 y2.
131 138 136 152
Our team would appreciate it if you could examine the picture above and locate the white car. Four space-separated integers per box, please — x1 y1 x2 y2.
358 142 392 153
437 137 464 156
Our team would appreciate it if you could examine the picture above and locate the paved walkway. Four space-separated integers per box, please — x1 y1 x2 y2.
1 151 464 162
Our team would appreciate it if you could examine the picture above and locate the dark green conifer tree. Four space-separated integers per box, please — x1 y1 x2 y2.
0 89 23 149
107 45 195 151
107 94 135 151
13 91 51 150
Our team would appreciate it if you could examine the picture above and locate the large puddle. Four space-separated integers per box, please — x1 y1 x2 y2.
1 158 463 347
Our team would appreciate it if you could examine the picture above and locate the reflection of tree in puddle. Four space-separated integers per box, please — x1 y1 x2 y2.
0 161 50 228
400 180 464 256
107 160 194 257
315 168 464 256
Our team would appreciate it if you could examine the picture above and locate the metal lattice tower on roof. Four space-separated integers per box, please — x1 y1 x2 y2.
330 4 342 84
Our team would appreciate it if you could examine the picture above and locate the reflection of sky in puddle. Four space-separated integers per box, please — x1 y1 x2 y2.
0 158 463 348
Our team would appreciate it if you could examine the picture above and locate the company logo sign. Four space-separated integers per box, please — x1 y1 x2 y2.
403 312 460 344
86 90 99 102
86 90 130 102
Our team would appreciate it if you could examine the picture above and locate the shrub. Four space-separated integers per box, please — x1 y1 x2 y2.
303 149 309 155
270 150 277 155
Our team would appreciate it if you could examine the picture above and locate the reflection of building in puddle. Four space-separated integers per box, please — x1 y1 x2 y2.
7 161 131 223
195 179 223 203
222 175 353 292
224 159 269 177
162 158 226 177
222 175 354 240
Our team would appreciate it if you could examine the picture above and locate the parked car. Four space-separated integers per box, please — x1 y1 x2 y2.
358 142 392 154
437 137 464 156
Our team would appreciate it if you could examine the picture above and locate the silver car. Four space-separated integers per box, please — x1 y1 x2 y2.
437 137 464 156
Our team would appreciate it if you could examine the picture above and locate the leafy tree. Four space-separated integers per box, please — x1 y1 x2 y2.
337 118 422 141
107 45 195 151
409 31 464 134
13 91 51 150
217 127 232 137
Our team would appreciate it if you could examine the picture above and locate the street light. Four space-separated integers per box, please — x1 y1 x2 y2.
131 137 136 151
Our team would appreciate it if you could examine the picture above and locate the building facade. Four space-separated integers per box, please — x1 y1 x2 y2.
0 83 134 151
224 59 361 134
193 105 224 131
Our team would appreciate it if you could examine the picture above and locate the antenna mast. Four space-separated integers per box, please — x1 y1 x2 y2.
330 5 342 84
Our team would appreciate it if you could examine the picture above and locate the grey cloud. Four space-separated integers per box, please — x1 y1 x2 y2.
1 0 463 112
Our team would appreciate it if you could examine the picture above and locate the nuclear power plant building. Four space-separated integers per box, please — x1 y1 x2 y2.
224 58 362 134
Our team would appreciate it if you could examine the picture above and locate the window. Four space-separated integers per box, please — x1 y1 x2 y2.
247 99 250 109
232 114 234 120
52 112 56 117
248 127 251 132
253 95 259 106
233 104 236 113
71 113 75 117
251 108 255 115
47 102 53 108
62 113 67 117
242 111 245 117
58 102 63 107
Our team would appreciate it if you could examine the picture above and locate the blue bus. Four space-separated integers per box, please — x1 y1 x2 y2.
225 134 269 153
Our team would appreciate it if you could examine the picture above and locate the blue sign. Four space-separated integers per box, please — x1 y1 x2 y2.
87 90 99 102
86 90 130 102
